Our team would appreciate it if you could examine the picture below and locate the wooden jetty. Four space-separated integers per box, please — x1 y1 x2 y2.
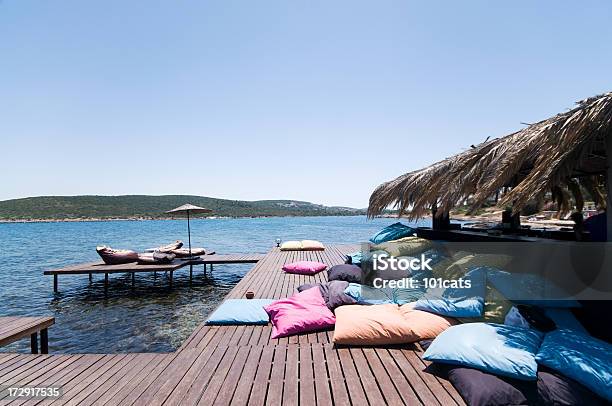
0 317 54 354
2 245 463 405
44 253 265 292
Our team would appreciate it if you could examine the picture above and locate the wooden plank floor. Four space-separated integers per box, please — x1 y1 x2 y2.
1 246 464 405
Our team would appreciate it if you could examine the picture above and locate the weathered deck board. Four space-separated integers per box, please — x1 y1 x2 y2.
1 245 464 405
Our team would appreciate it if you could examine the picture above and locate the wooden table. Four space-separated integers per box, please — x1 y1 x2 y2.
0 316 55 354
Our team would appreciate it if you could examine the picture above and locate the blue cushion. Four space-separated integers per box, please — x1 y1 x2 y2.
344 283 395 305
486 269 580 308
536 329 612 402
423 323 544 380
413 267 486 317
205 299 274 325
369 222 415 244
346 251 363 265
543 308 587 334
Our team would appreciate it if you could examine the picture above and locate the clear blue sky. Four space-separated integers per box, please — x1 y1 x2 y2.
1 1 611 208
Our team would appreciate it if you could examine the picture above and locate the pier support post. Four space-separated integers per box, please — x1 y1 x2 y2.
53 275 58 293
30 333 38 354
189 264 193 282
131 272 135 288
104 273 109 290
169 271 173 288
40 329 49 354
89 273 92 282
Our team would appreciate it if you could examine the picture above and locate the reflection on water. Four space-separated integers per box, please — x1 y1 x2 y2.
0 216 423 353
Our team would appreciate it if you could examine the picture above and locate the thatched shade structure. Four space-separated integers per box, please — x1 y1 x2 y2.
368 92 612 221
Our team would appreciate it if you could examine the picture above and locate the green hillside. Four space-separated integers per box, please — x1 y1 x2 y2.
0 195 365 221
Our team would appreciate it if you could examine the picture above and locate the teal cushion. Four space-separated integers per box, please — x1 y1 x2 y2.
344 283 424 305
536 329 612 402
486 269 580 308
369 222 415 244
423 323 544 380
344 283 395 305
414 267 486 317
206 299 274 325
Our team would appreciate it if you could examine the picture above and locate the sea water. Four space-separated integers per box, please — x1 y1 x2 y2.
0 216 426 353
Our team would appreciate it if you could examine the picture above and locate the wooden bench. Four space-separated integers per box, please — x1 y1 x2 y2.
0 316 55 354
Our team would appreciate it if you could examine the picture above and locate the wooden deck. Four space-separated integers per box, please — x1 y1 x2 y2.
2 245 464 405
44 253 265 292
0 317 54 355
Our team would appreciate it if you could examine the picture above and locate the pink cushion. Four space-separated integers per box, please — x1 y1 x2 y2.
264 287 336 339
282 261 327 275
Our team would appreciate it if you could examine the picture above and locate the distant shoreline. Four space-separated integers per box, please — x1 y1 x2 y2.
0 214 367 224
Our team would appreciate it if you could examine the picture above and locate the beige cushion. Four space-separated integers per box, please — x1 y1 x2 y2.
333 304 416 345
372 236 433 257
398 303 457 339
280 241 302 251
300 240 325 251
333 303 456 345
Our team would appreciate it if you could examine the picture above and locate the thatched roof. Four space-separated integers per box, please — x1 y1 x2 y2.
368 92 612 219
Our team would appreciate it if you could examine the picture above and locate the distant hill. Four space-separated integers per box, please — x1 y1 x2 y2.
0 195 365 221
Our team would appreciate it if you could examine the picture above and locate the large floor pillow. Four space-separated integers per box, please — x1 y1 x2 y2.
444 364 608 406
372 236 432 257
283 261 327 275
414 267 487 318
399 304 457 340
538 366 609 405
206 299 274 325
300 240 325 251
171 247 206 257
344 283 395 305
296 281 356 310
536 329 612 402
445 365 539 406
486 269 580 307
264 287 335 339
333 304 418 345
423 323 544 380
369 222 415 244
328 264 363 283
458 285 513 324
280 241 302 251
96 246 139 264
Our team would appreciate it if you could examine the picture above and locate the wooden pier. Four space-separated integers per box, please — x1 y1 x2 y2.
1 245 463 405
44 253 265 292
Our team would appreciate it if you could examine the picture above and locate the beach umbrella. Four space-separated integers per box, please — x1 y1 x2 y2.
166 204 212 259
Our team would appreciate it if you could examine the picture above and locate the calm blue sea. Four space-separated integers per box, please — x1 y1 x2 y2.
0 216 426 353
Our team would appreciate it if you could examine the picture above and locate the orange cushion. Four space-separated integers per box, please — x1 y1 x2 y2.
398 303 457 340
333 304 417 345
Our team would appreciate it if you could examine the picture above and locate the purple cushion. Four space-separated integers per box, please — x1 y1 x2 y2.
538 367 608 406
446 365 537 406
327 264 363 284
445 364 607 406
296 281 357 310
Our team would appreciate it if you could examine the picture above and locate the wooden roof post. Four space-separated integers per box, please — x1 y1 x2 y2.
607 134 612 241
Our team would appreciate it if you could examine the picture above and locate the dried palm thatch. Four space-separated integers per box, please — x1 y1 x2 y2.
368 92 612 219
